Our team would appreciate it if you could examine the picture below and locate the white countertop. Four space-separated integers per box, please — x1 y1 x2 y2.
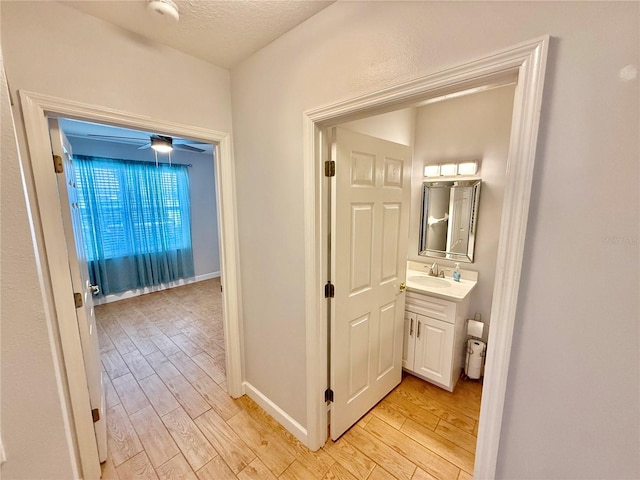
406 268 477 302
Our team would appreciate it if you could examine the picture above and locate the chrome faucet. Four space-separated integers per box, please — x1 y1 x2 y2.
428 262 446 278
430 263 437 276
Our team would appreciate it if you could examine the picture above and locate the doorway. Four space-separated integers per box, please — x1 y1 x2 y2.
324 81 516 474
19 91 243 480
51 117 225 473
302 37 549 478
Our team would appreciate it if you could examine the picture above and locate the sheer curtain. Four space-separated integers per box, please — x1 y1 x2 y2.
74 155 195 295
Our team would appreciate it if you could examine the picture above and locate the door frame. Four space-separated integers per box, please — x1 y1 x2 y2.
19 90 244 479
302 36 549 477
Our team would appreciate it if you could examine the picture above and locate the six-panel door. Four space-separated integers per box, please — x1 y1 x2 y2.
330 127 412 440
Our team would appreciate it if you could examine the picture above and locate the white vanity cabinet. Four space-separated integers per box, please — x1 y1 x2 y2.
403 290 471 392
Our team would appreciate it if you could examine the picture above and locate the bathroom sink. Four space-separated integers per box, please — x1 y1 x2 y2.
407 275 452 288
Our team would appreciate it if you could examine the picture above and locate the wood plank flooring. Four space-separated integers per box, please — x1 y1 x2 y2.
97 279 481 480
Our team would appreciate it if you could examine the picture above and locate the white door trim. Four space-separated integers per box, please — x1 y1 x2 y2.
303 36 549 478
19 90 244 478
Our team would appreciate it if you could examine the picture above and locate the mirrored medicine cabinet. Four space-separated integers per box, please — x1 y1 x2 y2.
419 179 481 263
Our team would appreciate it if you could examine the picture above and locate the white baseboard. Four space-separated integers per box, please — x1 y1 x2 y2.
243 381 309 446
195 271 220 282
94 271 220 305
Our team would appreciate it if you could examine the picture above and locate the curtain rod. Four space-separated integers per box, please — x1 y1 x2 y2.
75 153 192 167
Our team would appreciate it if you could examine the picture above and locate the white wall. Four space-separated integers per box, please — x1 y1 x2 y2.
66 137 220 280
1 53 78 480
409 85 516 343
1 1 232 476
341 107 416 146
231 2 638 477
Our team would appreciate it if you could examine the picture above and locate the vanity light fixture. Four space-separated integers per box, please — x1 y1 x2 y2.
424 160 480 177
457 161 478 175
440 163 458 176
424 165 441 177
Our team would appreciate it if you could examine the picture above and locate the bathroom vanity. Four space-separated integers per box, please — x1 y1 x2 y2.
403 261 477 392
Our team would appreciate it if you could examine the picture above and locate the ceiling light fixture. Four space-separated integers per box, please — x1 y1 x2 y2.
147 0 180 22
150 136 173 153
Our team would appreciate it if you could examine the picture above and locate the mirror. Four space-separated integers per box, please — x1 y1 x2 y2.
419 179 481 263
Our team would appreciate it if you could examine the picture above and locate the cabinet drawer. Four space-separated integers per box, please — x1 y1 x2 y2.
405 291 456 323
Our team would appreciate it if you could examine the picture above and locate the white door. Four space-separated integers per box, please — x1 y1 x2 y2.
330 127 412 439
49 118 107 462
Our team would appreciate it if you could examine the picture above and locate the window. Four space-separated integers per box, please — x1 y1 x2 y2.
74 156 192 261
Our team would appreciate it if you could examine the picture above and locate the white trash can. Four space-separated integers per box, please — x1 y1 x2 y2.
465 338 486 380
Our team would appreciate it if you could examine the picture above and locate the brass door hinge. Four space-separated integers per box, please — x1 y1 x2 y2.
74 292 83 308
324 282 334 298
53 154 63 173
324 160 335 177
324 389 334 403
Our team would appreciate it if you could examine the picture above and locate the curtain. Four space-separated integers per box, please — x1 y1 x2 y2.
74 155 195 295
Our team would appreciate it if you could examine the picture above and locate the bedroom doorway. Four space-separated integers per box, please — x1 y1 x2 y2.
20 90 243 479
52 117 228 475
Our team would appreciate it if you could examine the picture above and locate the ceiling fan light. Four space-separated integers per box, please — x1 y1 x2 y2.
151 137 173 153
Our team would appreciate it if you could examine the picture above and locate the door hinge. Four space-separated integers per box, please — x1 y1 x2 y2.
324 160 335 177
53 154 64 173
324 388 334 403
324 282 334 298
73 292 83 308
91 408 100 423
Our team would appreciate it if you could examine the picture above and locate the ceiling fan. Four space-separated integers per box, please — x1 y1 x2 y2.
87 133 207 153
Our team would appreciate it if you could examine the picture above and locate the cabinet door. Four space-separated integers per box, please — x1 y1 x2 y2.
414 315 454 388
403 311 417 369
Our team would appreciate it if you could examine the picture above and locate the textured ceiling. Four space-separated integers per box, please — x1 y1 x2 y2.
62 0 335 69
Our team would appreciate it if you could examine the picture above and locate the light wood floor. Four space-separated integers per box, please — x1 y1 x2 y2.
97 279 481 480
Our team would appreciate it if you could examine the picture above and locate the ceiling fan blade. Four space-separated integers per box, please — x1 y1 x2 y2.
173 139 209 146
87 134 146 142
175 144 205 153
86 133 204 152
